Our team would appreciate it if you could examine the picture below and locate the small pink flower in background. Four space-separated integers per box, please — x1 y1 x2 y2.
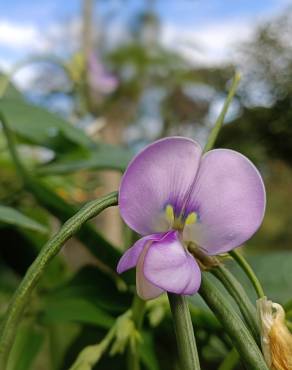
117 137 266 300
88 52 118 95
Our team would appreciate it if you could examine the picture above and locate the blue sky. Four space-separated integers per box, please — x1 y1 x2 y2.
2 0 289 26
0 0 291 74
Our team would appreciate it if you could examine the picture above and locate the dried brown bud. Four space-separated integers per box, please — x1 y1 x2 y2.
187 242 220 270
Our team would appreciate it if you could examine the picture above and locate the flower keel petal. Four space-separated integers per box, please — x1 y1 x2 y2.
143 231 201 295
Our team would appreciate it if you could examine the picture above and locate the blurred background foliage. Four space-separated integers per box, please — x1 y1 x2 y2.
0 0 291 369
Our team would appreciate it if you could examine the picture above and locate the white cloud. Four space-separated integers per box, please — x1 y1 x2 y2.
44 18 82 54
161 20 255 66
0 20 43 50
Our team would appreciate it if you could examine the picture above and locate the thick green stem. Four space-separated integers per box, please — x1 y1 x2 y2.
204 72 241 153
168 293 201 370
199 273 268 370
229 250 265 299
212 264 260 344
127 295 146 370
0 192 118 369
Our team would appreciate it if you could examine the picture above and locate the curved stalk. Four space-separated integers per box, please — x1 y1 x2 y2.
212 264 260 344
168 293 201 370
229 250 265 299
199 273 268 370
0 191 118 369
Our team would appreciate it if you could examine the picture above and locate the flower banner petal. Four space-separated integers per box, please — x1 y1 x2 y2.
119 137 202 235
186 149 266 254
143 231 201 295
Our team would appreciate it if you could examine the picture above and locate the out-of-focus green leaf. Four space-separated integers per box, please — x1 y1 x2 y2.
0 73 23 100
7 321 45 370
46 266 132 314
140 331 160 370
0 205 47 233
227 251 292 304
48 323 81 370
38 143 133 175
42 298 115 329
0 264 20 319
0 97 92 149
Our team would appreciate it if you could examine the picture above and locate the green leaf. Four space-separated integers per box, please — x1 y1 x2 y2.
7 321 44 370
0 205 47 233
38 143 133 175
0 97 92 149
42 297 115 329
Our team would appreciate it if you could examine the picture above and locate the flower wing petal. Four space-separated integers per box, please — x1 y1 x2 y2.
186 149 266 254
117 233 164 273
136 244 164 300
119 137 202 235
143 231 201 295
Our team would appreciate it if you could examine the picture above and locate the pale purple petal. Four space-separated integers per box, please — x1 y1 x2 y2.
185 149 266 255
143 231 201 295
119 137 202 235
136 243 164 300
117 233 165 273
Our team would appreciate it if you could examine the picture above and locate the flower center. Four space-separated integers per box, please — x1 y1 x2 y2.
165 204 198 231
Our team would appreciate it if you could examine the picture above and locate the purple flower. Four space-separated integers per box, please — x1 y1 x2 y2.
117 137 266 300
88 52 118 95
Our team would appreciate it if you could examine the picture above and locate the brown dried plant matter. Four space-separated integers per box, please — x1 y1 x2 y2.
257 297 292 370
187 241 220 270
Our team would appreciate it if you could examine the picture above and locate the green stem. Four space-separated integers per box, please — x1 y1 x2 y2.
204 72 241 153
168 293 201 370
212 264 260 344
0 191 118 369
127 295 146 370
218 348 240 370
0 112 28 181
229 250 265 299
199 273 268 370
